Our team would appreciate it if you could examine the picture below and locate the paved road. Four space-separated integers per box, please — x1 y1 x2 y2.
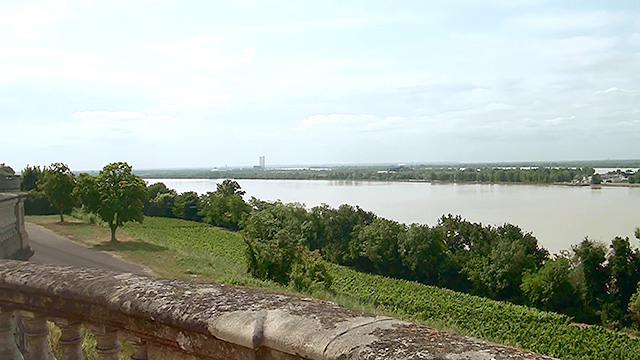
26 222 145 275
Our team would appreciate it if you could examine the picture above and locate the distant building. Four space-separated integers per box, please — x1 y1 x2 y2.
259 156 265 170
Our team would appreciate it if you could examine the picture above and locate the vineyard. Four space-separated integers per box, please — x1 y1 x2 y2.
121 217 640 360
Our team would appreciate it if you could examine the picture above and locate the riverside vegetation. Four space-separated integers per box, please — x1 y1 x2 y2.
135 160 640 185
18 161 640 359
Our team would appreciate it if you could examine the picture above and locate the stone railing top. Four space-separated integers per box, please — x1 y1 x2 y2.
0 260 556 359
0 193 22 202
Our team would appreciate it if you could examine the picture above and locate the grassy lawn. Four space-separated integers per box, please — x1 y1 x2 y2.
26 215 640 360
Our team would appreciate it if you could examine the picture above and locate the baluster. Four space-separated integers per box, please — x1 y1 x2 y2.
23 315 55 360
130 338 148 360
0 311 23 360
92 326 121 360
55 319 83 360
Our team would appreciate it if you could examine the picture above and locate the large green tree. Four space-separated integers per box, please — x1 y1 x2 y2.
39 162 77 222
198 179 250 230
173 191 201 221
75 162 148 243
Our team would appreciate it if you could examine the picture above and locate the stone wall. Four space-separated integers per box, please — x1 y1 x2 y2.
0 261 557 360
0 194 31 260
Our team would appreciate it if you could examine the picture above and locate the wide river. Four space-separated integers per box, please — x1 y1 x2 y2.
147 179 640 255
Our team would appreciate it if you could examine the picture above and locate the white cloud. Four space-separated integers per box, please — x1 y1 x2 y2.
0 4 68 39
594 87 631 96
67 110 181 140
298 114 411 133
148 37 258 67
153 93 232 113
510 11 627 33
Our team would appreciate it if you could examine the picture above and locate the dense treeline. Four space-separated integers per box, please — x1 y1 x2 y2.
136 165 610 185
19 162 640 331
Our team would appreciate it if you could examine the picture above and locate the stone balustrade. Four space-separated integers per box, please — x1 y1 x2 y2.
0 260 556 359
0 194 32 260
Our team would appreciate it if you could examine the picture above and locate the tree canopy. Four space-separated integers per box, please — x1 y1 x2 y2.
75 162 148 243
39 162 77 222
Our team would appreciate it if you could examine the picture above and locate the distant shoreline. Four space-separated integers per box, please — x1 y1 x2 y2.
144 177 640 188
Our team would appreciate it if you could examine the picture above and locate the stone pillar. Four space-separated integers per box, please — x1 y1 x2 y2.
130 338 148 360
92 326 121 360
23 316 55 360
14 195 31 258
55 320 84 360
0 312 23 360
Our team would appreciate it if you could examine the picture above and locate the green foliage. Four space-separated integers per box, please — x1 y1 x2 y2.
521 257 579 313
572 239 609 306
23 190 57 215
20 165 42 191
242 201 310 241
136 164 602 185
20 165 56 215
608 237 640 313
242 201 332 288
143 182 177 217
307 203 376 264
329 264 640 360
348 218 406 276
628 284 640 324
39 162 77 222
461 224 548 301
290 248 332 292
172 191 201 221
75 162 148 243
198 180 250 230
245 229 299 285
398 224 447 285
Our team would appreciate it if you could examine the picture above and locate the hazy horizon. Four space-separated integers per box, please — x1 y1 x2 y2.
3 1 640 171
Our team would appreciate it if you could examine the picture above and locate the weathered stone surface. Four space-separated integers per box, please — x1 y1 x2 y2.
0 261 558 359
0 194 31 261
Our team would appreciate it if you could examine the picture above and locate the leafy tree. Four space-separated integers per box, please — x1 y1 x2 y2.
398 224 447 285
245 228 299 285
243 201 310 284
148 192 177 217
75 162 148 243
20 165 43 191
571 238 609 321
242 201 332 289
216 179 245 197
39 162 77 222
628 284 640 324
143 182 177 217
607 237 640 315
19 165 57 215
307 204 376 265
521 256 579 313
198 180 250 230
173 191 201 221
348 218 407 276
290 248 332 292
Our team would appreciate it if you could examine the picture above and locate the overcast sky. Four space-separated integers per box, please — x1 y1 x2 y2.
2 0 640 171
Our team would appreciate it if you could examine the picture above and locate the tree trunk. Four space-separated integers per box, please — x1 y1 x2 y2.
59 210 64 223
110 226 118 243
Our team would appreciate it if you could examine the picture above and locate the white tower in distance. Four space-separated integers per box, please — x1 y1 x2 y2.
259 156 265 170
